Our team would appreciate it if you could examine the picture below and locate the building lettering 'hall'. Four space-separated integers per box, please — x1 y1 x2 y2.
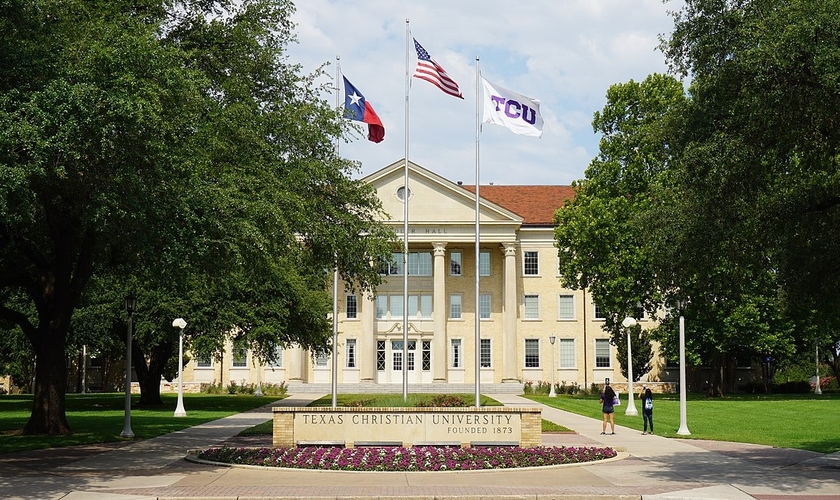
179 160 656 393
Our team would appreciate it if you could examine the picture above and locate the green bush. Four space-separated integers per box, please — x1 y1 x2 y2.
414 394 469 407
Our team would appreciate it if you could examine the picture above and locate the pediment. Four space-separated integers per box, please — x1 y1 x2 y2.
363 159 523 226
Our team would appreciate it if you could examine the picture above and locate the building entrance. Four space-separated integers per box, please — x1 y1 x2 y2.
376 338 432 384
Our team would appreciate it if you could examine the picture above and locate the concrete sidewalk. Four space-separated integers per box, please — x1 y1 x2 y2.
1 393 838 499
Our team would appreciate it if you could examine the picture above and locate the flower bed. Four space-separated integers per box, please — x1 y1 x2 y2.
198 445 617 471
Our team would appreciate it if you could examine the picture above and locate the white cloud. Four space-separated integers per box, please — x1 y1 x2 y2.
287 0 683 185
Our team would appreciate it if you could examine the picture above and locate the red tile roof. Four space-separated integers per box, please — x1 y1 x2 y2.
460 185 576 225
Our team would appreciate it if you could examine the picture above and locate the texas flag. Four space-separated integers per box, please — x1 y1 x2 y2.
343 76 385 143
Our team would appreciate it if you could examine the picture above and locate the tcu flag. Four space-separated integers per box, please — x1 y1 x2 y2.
481 78 543 138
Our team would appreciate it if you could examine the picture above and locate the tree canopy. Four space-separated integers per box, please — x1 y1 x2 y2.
0 0 394 434
555 0 840 394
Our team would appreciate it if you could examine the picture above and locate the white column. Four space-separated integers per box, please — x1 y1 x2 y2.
502 243 518 382
289 344 304 382
361 294 376 382
432 242 447 382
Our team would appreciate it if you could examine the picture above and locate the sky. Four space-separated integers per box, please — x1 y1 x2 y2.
286 0 683 186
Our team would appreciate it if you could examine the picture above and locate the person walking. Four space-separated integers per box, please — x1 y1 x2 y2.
600 379 617 435
640 387 654 434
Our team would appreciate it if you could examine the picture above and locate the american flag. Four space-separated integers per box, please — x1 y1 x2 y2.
412 38 464 99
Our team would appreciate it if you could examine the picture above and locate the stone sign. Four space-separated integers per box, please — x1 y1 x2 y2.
273 406 541 448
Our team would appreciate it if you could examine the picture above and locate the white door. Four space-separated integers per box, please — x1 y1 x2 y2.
377 338 432 384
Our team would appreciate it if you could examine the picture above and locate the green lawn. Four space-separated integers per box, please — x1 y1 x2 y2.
0 393 282 455
4 392 833 456
526 392 840 453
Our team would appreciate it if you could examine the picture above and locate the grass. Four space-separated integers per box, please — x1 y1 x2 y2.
526 392 840 453
0 393 282 455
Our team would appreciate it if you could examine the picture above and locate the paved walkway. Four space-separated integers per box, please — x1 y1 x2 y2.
1 393 839 499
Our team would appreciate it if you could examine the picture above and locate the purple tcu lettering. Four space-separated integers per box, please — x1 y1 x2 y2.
492 95 537 125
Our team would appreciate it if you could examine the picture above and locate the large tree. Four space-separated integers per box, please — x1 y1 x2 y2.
0 0 393 434
555 71 797 394
554 74 685 379
659 0 840 335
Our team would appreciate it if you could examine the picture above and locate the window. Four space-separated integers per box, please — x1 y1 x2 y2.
232 344 247 367
524 251 539 275
346 294 357 319
524 339 540 368
389 295 404 319
376 294 432 320
380 253 402 275
594 304 607 320
450 251 462 276
450 294 462 319
524 294 540 319
376 295 387 319
479 251 491 276
479 294 491 319
480 338 491 368
268 347 283 368
345 339 357 368
376 340 386 371
380 252 432 276
392 340 403 371
315 349 329 367
422 340 431 371
408 252 432 275
408 295 433 319
634 303 645 320
407 340 416 371
558 295 575 320
196 355 212 368
595 339 611 368
451 339 462 368
559 339 575 368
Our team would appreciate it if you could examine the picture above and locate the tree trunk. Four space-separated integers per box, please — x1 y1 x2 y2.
707 353 725 397
135 341 174 406
23 326 72 435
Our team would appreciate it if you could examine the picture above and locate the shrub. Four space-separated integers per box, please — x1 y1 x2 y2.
201 382 226 394
199 444 618 471
773 381 812 394
260 381 287 396
415 394 469 407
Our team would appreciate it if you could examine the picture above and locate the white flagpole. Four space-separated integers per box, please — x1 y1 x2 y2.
474 59 481 407
332 56 341 409
403 19 410 402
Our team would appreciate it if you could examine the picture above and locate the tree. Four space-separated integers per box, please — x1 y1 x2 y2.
0 0 393 434
661 0 840 324
554 74 686 379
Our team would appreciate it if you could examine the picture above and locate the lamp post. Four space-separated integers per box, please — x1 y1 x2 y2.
815 341 822 395
676 302 691 435
548 336 556 397
120 294 136 438
255 357 264 397
621 316 638 416
81 345 87 394
172 318 187 417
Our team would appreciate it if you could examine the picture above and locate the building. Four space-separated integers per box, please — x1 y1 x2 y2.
178 160 662 394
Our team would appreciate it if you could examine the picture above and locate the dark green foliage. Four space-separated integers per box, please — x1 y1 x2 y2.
0 0 394 434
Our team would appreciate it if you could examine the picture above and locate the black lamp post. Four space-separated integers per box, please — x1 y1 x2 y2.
120 293 136 438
